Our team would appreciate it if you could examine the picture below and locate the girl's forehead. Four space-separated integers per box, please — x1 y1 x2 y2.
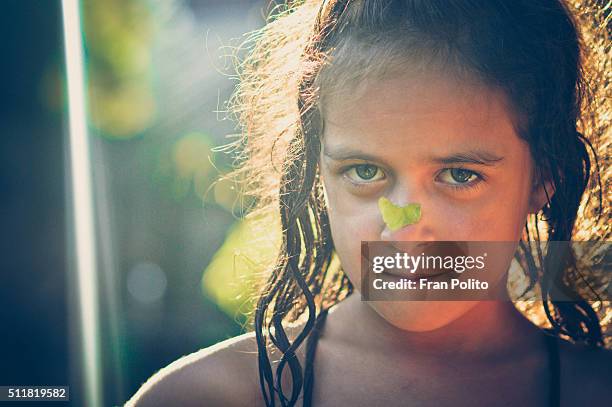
321 73 523 158
323 72 507 120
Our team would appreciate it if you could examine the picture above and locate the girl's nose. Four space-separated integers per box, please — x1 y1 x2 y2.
380 215 431 241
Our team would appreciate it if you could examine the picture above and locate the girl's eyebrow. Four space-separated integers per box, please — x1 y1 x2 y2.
321 146 382 162
322 145 504 166
430 150 505 166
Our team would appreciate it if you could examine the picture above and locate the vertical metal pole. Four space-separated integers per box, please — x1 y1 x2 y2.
61 1 102 406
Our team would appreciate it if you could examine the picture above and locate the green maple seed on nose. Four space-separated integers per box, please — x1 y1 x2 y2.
378 196 422 231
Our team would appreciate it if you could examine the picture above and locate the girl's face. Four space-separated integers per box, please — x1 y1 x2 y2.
319 72 549 331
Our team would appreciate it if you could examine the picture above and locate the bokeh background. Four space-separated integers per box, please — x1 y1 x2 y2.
1 0 275 405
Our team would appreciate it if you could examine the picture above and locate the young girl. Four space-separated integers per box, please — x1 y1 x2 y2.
128 0 610 406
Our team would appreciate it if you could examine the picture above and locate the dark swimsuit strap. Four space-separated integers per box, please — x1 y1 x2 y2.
545 333 561 407
303 307 329 407
302 312 561 407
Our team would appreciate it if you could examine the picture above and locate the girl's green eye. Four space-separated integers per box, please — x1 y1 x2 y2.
450 168 474 183
346 164 384 183
437 168 480 186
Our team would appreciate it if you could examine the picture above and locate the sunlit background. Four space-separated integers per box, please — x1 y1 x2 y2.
1 1 277 405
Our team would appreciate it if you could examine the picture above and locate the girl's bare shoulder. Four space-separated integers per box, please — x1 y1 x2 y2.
559 339 612 403
125 331 263 407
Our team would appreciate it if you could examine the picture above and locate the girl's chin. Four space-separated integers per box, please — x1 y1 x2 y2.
368 300 481 332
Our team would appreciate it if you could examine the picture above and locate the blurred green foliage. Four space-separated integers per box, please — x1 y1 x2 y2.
202 212 281 322
83 0 157 138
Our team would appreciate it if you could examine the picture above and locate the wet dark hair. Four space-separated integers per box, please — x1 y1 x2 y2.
224 0 609 405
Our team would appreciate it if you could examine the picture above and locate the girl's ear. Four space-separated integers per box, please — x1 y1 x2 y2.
528 176 555 214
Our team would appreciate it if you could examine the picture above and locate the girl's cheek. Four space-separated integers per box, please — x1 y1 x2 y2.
323 186 380 274
411 188 502 240
323 180 366 217
327 195 381 239
323 205 370 282
431 189 528 241
433 200 487 237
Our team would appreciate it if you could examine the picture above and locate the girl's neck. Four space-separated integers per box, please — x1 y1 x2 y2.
327 293 544 362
